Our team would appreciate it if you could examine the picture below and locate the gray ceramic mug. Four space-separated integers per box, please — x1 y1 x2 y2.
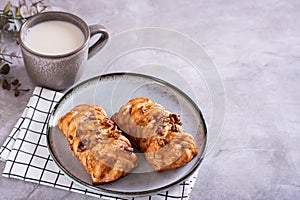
19 11 109 90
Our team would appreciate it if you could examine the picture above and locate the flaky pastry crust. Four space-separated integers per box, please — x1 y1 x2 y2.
58 104 138 184
112 97 198 172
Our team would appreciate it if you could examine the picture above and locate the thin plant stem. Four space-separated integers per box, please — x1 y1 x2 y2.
0 53 22 59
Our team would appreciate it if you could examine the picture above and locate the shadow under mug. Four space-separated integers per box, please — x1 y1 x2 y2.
19 11 109 91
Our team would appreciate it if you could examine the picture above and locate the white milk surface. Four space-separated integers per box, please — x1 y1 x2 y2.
24 20 85 55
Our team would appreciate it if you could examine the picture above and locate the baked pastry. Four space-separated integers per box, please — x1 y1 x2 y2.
111 97 198 172
58 104 138 184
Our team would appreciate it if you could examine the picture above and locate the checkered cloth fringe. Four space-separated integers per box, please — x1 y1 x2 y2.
0 87 199 199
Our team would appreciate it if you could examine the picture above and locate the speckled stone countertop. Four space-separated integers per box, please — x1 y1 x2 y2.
0 0 299 199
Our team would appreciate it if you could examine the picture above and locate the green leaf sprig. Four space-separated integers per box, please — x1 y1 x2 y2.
0 0 50 97
0 0 50 41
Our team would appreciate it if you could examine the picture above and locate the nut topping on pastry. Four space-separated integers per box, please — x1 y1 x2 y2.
58 104 138 184
112 97 198 173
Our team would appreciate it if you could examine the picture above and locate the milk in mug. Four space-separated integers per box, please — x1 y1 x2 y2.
23 20 85 55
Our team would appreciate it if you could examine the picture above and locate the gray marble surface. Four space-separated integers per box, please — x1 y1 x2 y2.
0 0 300 199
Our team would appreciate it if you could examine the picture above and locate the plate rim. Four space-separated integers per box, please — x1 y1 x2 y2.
46 72 207 198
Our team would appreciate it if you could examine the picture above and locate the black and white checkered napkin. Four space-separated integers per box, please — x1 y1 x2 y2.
0 87 199 199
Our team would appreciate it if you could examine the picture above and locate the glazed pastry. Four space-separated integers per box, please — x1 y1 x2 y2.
58 104 138 184
112 97 198 172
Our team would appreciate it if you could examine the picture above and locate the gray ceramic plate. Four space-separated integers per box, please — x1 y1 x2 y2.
47 72 207 198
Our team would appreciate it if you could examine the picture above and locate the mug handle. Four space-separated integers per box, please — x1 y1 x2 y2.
88 24 109 59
